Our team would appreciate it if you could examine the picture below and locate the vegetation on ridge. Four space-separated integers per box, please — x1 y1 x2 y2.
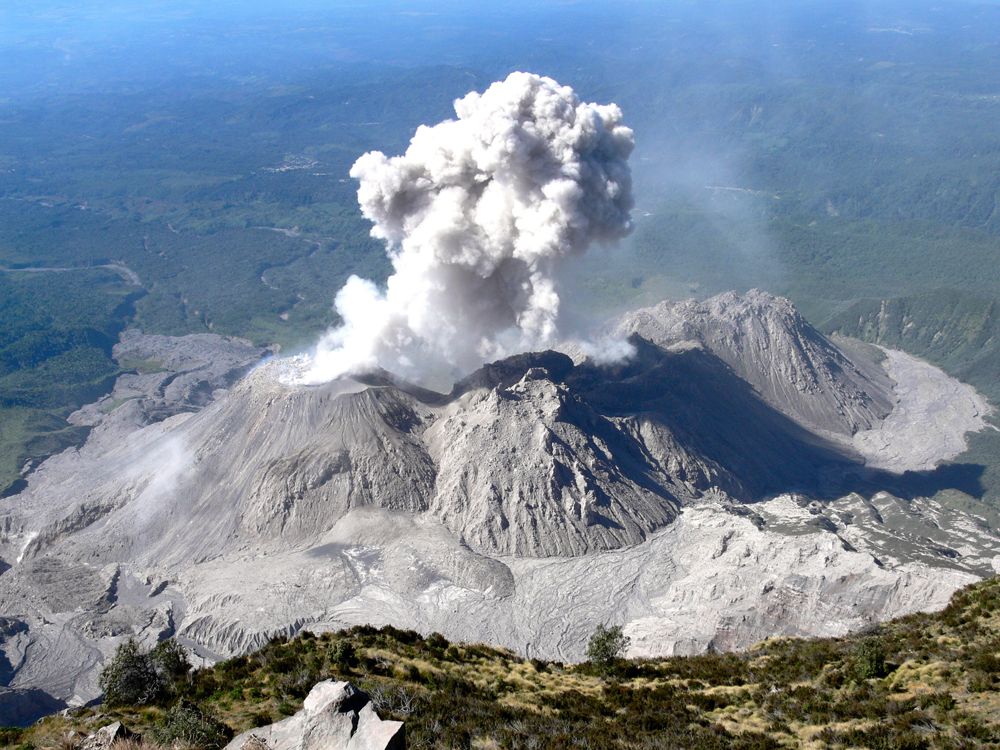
6 577 999 749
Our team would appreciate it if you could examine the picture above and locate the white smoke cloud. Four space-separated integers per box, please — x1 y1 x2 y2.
301 71 635 385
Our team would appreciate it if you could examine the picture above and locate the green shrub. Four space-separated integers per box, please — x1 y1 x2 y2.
250 711 273 727
330 639 357 670
151 639 192 684
98 638 194 706
957 717 995 741
967 646 1000 674
967 671 992 692
426 632 449 651
275 667 319 699
586 624 630 671
852 637 888 680
99 638 166 706
151 701 232 750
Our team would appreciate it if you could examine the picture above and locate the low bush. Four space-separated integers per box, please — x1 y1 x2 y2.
852 637 888 680
99 639 166 707
150 702 231 750
586 624 630 672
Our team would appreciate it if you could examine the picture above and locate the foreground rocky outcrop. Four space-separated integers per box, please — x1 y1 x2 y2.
225 681 404 750
0 291 995 723
78 720 133 750
66 684 403 750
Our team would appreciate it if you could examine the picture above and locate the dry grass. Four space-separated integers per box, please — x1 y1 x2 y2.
108 740 172 750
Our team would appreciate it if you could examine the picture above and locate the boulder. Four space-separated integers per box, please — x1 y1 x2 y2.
239 736 270 750
80 721 133 750
225 681 404 750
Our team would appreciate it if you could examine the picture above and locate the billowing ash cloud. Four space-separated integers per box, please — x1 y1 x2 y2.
302 72 634 384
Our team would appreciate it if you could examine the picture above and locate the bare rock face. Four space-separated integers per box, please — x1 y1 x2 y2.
616 290 894 436
79 721 134 750
224 681 404 750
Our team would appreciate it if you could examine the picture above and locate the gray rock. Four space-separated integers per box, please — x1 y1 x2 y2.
240 736 271 750
350 703 406 750
80 721 132 750
224 681 403 750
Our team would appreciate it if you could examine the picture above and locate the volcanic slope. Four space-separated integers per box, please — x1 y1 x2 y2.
0 291 996 721
614 290 895 437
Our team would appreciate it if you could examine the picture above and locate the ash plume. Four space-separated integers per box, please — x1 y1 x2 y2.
301 72 635 385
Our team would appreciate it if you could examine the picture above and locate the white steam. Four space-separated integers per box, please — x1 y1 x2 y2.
301 72 635 385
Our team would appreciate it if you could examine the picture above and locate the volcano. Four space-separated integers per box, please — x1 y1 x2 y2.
0 291 995 721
